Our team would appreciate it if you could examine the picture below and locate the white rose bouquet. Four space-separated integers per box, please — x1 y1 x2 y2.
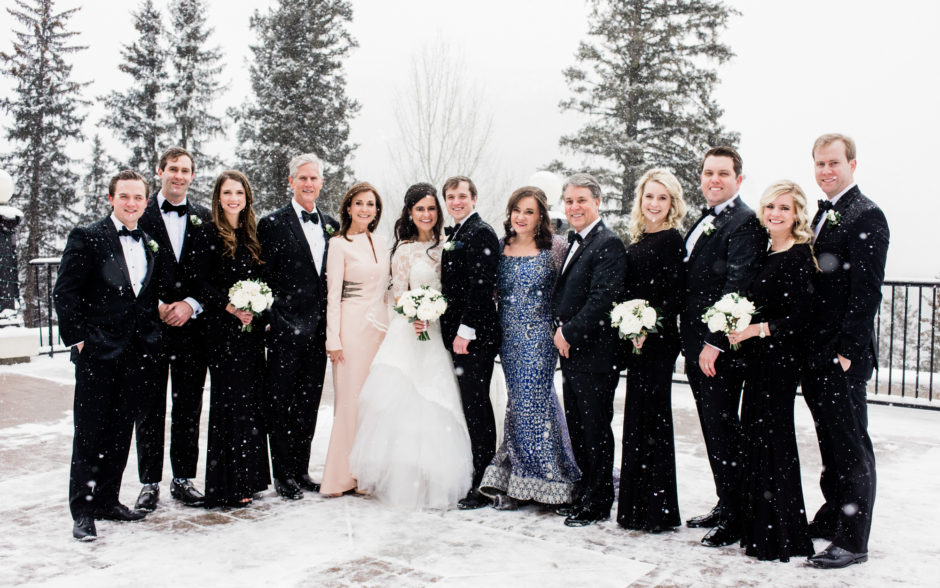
228 279 274 332
610 299 661 355
701 292 756 350
395 286 448 341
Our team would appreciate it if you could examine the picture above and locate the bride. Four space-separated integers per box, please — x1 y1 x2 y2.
349 183 473 509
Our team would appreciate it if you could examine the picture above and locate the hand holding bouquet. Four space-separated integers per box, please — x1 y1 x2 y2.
228 279 274 332
395 286 448 341
610 299 661 355
701 292 755 350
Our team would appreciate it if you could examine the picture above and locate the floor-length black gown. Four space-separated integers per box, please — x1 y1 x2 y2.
197 227 271 507
739 243 815 561
617 228 685 532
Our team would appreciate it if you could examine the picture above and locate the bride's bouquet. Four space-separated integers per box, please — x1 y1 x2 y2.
395 286 447 341
701 292 756 350
228 279 274 332
610 299 661 355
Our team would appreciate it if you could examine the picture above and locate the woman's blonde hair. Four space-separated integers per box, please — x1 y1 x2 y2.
759 180 813 245
627 168 687 242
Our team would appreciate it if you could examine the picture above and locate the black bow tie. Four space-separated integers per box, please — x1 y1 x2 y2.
444 223 461 237
701 206 717 217
567 231 583 245
301 210 319 224
161 200 188 216
818 199 834 211
118 227 143 241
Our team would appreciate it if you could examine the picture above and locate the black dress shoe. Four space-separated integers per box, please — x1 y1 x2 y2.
686 504 721 528
73 516 97 541
457 488 491 510
807 520 835 540
808 544 868 569
275 478 304 500
135 483 160 512
564 507 609 527
554 503 577 517
95 503 147 522
700 519 739 547
296 474 321 493
170 479 205 506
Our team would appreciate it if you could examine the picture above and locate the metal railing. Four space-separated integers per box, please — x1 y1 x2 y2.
23 259 940 404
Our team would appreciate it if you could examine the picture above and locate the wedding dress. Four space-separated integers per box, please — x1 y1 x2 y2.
349 240 473 509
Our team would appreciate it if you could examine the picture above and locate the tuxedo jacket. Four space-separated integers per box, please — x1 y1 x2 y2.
551 220 627 373
440 212 500 357
258 204 339 347
137 192 212 306
807 185 889 372
53 217 163 361
680 196 765 357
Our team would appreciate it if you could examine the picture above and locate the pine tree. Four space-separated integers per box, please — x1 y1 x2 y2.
235 0 359 213
100 0 167 187
553 0 740 231
78 134 119 226
166 0 225 197
0 0 87 328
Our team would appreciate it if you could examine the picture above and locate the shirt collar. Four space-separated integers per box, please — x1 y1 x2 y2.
291 198 318 220
110 214 137 232
826 183 857 208
578 217 602 238
713 195 739 215
157 192 188 210
455 211 478 226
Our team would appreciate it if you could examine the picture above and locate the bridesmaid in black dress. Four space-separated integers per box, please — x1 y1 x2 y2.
727 180 817 561
617 168 687 533
196 170 271 508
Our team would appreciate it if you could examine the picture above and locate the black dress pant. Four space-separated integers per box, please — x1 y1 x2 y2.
451 350 497 488
802 356 876 554
266 338 327 482
70 344 159 519
135 326 207 483
684 349 745 517
561 369 618 514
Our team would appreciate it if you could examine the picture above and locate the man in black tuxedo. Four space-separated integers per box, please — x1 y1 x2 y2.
680 146 764 546
54 170 161 540
803 134 888 569
551 173 626 527
440 175 500 510
259 153 339 500
134 147 212 510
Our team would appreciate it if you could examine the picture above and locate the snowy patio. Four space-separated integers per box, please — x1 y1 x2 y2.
1 354 937 587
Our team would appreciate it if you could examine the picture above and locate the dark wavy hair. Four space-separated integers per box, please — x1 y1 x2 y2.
338 181 382 240
211 170 263 264
392 183 443 255
503 186 553 249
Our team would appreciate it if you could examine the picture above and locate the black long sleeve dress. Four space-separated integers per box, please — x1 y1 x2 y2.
617 228 686 532
738 243 816 561
196 226 271 507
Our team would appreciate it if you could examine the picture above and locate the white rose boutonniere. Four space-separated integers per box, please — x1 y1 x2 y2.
325 224 336 236
701 216 716 236
189 214 202 227
147 239 159 254
825 210 841 227
443 241 455 252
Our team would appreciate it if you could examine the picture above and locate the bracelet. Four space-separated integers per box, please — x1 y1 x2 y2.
759 323 766 338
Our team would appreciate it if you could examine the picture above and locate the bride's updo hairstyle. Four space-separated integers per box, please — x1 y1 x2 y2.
392 182 444 255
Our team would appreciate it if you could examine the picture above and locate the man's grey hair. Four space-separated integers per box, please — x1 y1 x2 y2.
288 153 323 179
562 172 602 200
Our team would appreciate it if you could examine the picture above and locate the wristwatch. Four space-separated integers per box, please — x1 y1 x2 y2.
759 322 766 338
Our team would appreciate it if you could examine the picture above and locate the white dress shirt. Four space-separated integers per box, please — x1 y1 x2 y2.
157 193 202 316
684 195 739 261
813 183 855 241
111 215 147 297
562 216 601 273
292 198 326 274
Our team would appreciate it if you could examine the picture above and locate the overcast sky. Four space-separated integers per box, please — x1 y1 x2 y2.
1 0 937 278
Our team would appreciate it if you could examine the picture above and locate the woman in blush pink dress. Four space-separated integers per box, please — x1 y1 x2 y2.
320 182 389 496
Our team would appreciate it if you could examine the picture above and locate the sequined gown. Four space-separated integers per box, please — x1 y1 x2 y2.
479 236 580 504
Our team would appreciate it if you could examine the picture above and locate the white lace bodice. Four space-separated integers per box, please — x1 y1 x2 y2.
390 240 443 299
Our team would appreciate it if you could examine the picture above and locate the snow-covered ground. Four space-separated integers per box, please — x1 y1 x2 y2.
1 354 938 587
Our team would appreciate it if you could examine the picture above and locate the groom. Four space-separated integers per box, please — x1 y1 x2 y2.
440 175 500 510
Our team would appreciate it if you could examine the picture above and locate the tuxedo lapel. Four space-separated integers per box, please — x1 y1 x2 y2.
688 199 738 262
285 208 316 267
560 222 604 280
103 221 133 291
144 196 172 250
140 232 156 293
816 186 858 244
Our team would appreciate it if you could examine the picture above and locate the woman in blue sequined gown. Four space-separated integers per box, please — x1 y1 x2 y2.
480 187 580 508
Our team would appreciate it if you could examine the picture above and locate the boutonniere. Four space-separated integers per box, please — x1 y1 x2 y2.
443 240 463 252
189 214 202 227
325 225 336 236
825 210 841 227
701 217 716 236
147 239 159 253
